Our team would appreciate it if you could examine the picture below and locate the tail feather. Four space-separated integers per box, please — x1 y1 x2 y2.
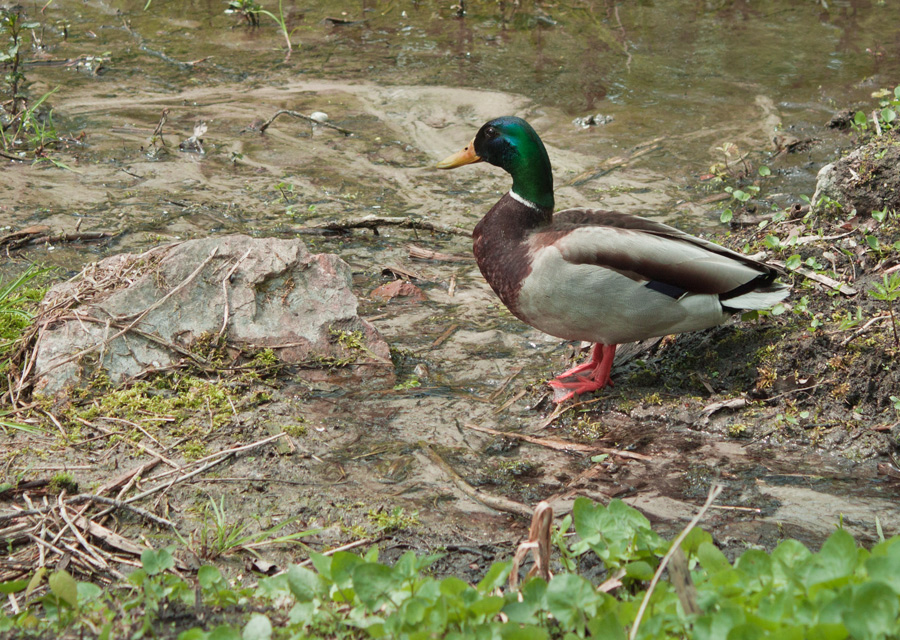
722 283 790 311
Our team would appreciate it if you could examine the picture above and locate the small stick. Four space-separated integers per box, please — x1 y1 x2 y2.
488 366 524 402
407 244 474 262
71 495 176 529
57 493 110 570
840 315 890 347
0 437 287 527
708 504 761 513
256 109 353 135
464 423 652 461
143 432 289 484
219 247 253 338
431 324 459 348
41 409 68 439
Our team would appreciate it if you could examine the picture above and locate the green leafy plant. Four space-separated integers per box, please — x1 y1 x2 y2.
4 499 900 638
0 7 38 115
851 85 900 136
870 272 900 347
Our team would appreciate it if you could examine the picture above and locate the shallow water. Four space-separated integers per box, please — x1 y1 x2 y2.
5 0 900 254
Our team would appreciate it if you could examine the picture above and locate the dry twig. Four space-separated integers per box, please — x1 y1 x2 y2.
629 484 723 640
464 423 652 461
256 109 353 135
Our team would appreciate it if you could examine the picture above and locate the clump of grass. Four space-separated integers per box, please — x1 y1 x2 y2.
0 264 48 348
1 264 51 434
179 495 317 561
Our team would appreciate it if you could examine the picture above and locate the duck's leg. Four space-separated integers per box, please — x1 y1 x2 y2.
548 343 617 403
554 343 606 380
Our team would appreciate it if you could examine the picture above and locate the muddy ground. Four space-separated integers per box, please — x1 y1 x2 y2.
2 1 900 590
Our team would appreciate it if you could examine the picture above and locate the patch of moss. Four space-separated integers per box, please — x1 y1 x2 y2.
570 418 607 440
191 331 229 366
48 472 78 494
283 423 307 437
366 506 419 533
727 423 750 438
495 459 540 478
180 440 209 460
68 373 235 442
393 376 421 391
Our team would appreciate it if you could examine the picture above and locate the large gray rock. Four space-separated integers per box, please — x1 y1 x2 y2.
33 236 391 395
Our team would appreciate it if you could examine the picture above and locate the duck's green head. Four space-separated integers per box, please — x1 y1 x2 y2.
437 116 554 211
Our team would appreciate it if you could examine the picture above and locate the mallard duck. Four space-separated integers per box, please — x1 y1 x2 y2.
437 116 790 403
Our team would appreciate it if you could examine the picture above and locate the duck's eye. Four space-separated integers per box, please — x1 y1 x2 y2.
484 126 498 139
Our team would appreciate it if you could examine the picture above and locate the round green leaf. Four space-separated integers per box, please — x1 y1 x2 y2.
242 613 272 640
141 548 175 576
546 574 601 629
843 582 899 640
286 565 321 602
698 541 732 574
624 561 654 581
352 563 397 610
48 570 78 608
198 566 224 590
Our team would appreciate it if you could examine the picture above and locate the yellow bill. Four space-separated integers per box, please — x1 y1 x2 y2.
435 137 482 169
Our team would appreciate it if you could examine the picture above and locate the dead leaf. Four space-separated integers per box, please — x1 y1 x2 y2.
371 280 425 302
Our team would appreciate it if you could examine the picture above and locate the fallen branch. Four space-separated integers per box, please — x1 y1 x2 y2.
141 432 290 485
0 434 289 528
70 494 177 529
255 109 353 136
291 215 470 237
0 226 116 251
566 137 665 186
57 493 111 570
421 443 533 519
464 423 652 461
